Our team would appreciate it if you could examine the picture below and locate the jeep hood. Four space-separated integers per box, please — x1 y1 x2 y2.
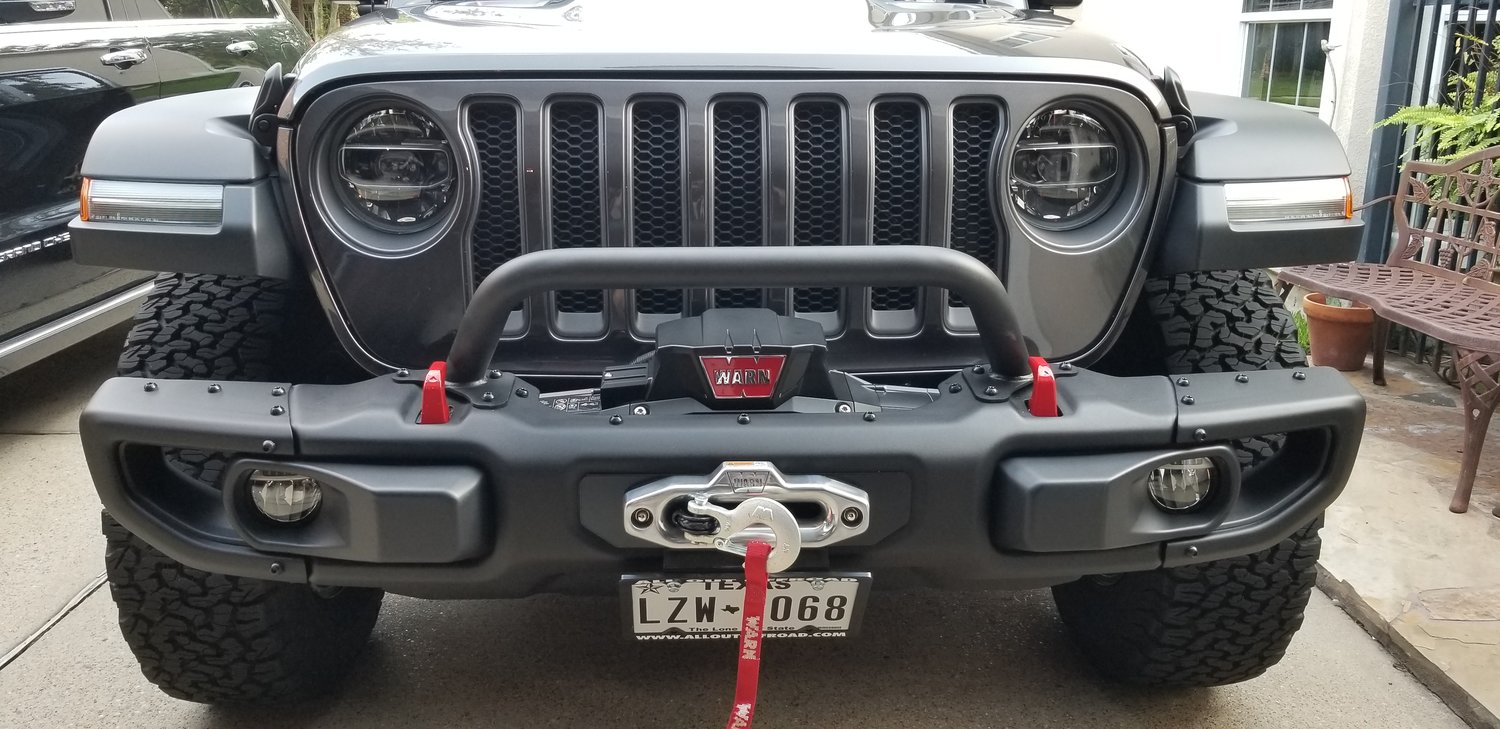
288 0 1167 114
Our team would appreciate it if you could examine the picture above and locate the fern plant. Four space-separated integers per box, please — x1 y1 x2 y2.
1377 34 1500 161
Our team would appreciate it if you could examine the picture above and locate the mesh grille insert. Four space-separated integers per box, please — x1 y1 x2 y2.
870 100 924 312
792 100 845 314
948 102 1002 308
548 101 605 314
469 102 523 300
631 100 686 315
712 99 765 309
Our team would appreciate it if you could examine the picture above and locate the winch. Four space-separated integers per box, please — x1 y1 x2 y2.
623 461 870 571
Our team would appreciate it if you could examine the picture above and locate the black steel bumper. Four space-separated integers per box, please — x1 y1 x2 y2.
78 248 1365 597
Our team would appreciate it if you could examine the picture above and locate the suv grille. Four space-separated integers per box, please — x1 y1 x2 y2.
467 87 1006 337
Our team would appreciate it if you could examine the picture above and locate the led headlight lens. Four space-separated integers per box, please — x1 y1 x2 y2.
1010 106 1122 230
336 108 454 228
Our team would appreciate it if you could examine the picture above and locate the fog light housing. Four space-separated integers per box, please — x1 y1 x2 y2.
1146 457 1216 512
248 470 322 523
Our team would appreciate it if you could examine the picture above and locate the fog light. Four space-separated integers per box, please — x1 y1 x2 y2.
248 470 322 523
1146 457 1216 512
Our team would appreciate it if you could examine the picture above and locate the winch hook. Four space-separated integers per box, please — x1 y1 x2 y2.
682 495 801 573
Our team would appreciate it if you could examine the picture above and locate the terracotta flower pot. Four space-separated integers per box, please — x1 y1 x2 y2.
1302 292 1374 371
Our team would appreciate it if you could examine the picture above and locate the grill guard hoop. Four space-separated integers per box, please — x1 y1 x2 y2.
450 246 1033 383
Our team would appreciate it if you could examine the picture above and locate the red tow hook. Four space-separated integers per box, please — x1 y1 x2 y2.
1028 356 1059 418
419 360 451 424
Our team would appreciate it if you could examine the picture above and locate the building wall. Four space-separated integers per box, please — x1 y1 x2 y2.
1059 1 1387 199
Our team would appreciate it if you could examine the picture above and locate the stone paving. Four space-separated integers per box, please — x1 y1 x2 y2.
1321 356 1500 728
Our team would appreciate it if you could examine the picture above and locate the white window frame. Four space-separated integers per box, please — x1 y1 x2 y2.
1240 3 1339 121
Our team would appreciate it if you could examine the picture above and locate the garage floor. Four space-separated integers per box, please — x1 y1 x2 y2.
0 330 1468 729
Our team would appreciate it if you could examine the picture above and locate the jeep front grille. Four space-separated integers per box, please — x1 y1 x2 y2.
465 87 1007 337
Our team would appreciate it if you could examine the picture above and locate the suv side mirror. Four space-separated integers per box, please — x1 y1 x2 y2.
0 0 77 23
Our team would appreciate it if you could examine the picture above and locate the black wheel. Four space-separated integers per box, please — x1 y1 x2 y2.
105 274 381 704
1056 270 1319 688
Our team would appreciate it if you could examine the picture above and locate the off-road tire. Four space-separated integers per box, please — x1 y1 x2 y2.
1056 270 1319 688
103 514 383 703
118 274 361 484
106 274 381 704
1053 520 1320 687
1097 269 1307 470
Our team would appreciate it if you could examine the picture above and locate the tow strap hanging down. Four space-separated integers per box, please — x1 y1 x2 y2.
725 540 772 729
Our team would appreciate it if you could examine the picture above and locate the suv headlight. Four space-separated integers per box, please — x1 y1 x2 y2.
1009 105 1122 230
335 107 454 229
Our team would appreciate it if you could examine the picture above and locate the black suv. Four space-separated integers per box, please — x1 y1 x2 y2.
0 0 308 376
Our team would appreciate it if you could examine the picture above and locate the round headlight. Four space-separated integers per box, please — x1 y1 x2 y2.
336 107 454 229
1009 106 1122 230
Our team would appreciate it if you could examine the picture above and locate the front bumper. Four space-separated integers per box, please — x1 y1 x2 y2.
80 364 1363 598
80 247 1364 597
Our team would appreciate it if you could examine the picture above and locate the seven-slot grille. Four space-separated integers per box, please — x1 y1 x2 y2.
467 92 1005 334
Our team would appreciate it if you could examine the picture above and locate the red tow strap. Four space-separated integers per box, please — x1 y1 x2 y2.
726 540 772 729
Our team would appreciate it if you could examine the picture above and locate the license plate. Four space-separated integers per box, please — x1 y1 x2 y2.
622 573 871 640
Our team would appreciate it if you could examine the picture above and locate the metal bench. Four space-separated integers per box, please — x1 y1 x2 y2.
1280 145 1500 514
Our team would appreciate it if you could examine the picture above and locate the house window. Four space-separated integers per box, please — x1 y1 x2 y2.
1242 1 1334 110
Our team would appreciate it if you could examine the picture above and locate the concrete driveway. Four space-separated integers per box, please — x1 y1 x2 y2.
0 331 1468 729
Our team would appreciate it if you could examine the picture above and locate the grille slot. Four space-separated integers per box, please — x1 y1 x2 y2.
870 100 925 312
791 100 846 315
948 101 1002 308
469 102 523 298
711 99 766 309
547 100 605 314
630 100 687 315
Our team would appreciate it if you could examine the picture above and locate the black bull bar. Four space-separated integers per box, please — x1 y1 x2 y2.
79 247 1365 598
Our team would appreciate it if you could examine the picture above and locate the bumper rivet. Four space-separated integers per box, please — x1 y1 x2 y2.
835 402 852 413
948 383 962 393
1235 374 1250 383
737 413 751 425
631 508 653 528
971 365 985 374
270 405 286 416
143 382 157 392
489 370 502 380
516 388 529 398
271 386 286 396
269 562 284 575
397 369 409 377
984 386 998 396
863 412 877 422
261 440 276 452
1193 428 1208 442
1058 362 1074 372
1186 546 1199 557
1293 371 1307 381
609 415 623 425
633 405 650 416
1180 395 1195 405
482 391 495 402
207 384 221 393
1176 378 1190 387
840 507 863 527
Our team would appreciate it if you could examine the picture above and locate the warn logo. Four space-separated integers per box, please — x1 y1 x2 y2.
699 355 786 399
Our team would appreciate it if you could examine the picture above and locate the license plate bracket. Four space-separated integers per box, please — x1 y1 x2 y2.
621 572 872 640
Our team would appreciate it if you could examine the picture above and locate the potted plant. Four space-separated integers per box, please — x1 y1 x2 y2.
1302 293 1373 371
